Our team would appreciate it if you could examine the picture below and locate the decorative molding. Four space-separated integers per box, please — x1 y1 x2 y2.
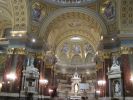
10 0 28 31
120 47 133 54
119 0 133 31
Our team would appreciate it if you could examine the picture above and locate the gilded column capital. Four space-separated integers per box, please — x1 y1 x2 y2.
7 48 26 55
35 52 43 59
111 50 121 57
120 47 132 54
27 52 44 59
102 52 111 59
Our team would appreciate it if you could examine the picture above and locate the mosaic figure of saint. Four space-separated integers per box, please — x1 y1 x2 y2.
32 3 42 21
61 43 69 54
104 1 115 20
84 43 93 53
72 44 81 54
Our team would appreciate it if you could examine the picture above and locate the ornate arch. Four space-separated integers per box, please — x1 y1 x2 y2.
39 7 108 41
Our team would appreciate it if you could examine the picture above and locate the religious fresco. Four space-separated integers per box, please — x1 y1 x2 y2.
101 0 116 22
32 2 45 22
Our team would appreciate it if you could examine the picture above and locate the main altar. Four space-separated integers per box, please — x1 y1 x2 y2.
69 70 81 100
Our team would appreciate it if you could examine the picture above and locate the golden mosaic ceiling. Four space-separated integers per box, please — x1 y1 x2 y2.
0 0 12 38
45 12 102 50
41 11 105 73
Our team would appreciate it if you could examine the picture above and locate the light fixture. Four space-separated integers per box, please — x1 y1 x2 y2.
32 38 36 43
19 34 22 37
12 34 15 37
96 90 101 94
7 81 10 84
0 83 2 89
111 38 114 41
86 71 90 74
100 36 103 40
95 51 98 55
10 30 27 34
101 7 105 13
49 88 53 93
6 73 17 81
130 77 133 81
39 79 48 84
71 36 81 40
98 80 106 86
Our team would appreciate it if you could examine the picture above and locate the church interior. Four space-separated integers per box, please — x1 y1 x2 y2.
0 0 133 100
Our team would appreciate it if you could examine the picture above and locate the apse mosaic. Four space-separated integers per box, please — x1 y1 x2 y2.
56 40 95 66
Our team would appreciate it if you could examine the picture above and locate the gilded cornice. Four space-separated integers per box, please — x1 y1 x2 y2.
7 48 26 55
120 47 133 55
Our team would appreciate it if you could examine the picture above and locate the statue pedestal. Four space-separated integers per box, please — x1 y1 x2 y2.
107 57 123 99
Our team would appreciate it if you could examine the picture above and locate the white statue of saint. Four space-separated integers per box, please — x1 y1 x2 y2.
30 57 34 67
111 56 120 70
27 57 34 67
74 83 79 93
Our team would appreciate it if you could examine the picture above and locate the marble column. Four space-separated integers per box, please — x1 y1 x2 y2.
44 51 57 96
103 57 112 97
96 52 111 97
2 48 26 93
121 54 131 97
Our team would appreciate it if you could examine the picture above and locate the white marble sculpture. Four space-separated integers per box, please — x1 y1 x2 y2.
71 67 81 96
110 56 120 72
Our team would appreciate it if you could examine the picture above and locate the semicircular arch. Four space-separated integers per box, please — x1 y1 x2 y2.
39 7 108 41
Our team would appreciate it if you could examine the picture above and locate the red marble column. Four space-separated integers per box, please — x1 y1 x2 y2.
2 54 26 93
121 54 132 96
103 58 112 97
44 66 53 96
96 57 111 97
14 55 25 92
96 68 103 97
2 55 12 92
34 57 46 95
